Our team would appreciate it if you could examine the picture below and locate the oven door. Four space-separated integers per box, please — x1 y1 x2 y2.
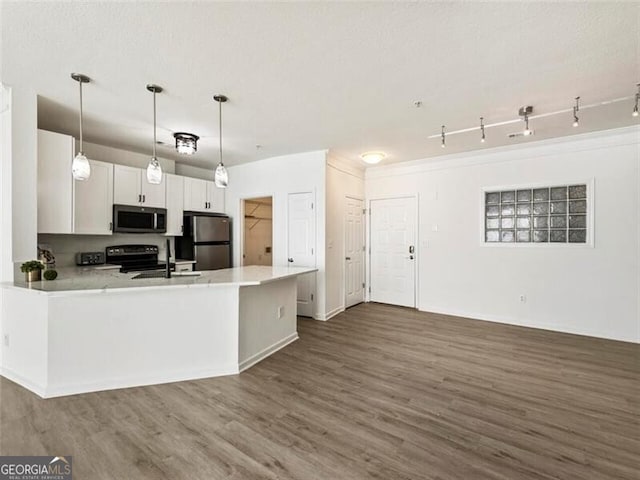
113 205 167 233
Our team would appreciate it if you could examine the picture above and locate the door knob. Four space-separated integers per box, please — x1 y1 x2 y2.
288 258 294 263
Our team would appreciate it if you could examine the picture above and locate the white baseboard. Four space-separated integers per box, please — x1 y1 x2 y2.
0 366 47 398
419 305 639 344
239 332 299 372
314 306 345 321
4 365 239 399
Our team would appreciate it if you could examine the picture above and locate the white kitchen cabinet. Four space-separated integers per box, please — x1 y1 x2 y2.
37 130 74 234
183 177 224 213
74 159 114 235
165 174 184 236
114 164 166 208
209 181 225 212
183 177 208 212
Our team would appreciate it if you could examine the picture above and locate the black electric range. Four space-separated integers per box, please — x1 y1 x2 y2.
106 245 175 273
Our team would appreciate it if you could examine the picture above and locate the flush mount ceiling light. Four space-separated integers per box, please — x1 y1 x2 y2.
70 73 91 181
480 117 486 143
146 84 163 185
173 132 199 155
360 152 386 164
441 125 446 148
519 106 534 136
213 94 229 188
573 97 580 127
633 84 639 117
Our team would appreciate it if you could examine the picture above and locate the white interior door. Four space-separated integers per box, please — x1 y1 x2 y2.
345 197 365 308
370 196 417 308
287 192 315 317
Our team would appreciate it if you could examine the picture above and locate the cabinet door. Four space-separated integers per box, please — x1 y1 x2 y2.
165 174 184 236
183 177 208 212
113 164 141 205
74 160 114 235
206 181 225 213
141 174 166 208
37 130 74 233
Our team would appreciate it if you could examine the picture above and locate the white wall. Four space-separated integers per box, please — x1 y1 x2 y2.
225 150 327 319
366 127 640 343
325 155 365 318
10 87 37 265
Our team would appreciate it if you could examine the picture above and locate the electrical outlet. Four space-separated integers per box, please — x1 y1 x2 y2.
3 334 9 347
277 306 284 319
519 294 527 303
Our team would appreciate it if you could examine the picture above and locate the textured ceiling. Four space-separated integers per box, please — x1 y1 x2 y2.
1 1 638 169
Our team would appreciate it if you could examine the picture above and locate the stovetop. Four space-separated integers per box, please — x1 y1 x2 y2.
105 244 174 273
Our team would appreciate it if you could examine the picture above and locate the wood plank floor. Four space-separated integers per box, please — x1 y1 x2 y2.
1 303 638 479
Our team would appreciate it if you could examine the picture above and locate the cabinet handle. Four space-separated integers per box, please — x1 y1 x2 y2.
109 222 113 231
143 194 146 203
138 194 141 203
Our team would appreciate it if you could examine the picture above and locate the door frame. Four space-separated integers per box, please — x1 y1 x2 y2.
239 193 275 267
366 193 419 308
344 195 365 309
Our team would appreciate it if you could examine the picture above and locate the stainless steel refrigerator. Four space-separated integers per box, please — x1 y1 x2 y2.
176 213 231 271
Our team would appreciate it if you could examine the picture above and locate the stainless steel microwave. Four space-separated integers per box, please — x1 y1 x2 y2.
112 204 167 234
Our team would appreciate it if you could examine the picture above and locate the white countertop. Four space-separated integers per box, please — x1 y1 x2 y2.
2 265 317 296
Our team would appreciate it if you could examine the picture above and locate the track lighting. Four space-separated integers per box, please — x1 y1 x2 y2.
70 73 91 181
441 125 446 148
573 97 580 127
480 117 486 143
633 84 639 117
146 84 163 185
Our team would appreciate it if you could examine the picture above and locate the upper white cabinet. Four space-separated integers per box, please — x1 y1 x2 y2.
74 159 114 235
165 174 184 236
114 164 166 208
183 177 224 213
37 130 74 234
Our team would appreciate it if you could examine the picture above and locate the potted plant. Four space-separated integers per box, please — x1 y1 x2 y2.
21 260 44 282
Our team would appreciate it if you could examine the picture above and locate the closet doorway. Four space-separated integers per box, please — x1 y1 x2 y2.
242 196 273 266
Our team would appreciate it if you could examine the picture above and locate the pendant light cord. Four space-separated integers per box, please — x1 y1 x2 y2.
78 80 83 153
152 89 157 158
218 99 223 166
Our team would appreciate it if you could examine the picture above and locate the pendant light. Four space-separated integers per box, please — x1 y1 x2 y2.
480 117 486 143
213 94 229 188
440 125 446 148
572 96 580 127
146 84 163 184
70 73 91 181
633 83 639 117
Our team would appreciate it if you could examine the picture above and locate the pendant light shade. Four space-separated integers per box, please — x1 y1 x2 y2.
213 94 228 188
146 84 163 185
71 73 91 181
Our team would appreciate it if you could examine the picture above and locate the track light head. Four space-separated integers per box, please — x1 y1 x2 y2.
572 97 580 127
519 106 534 136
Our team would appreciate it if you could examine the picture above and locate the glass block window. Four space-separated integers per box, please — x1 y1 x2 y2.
484 184 588 244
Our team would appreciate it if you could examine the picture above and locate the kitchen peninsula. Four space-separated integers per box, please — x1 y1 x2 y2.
1 265 315 398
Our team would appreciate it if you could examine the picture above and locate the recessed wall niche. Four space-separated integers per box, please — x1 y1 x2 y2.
484 184 588 244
